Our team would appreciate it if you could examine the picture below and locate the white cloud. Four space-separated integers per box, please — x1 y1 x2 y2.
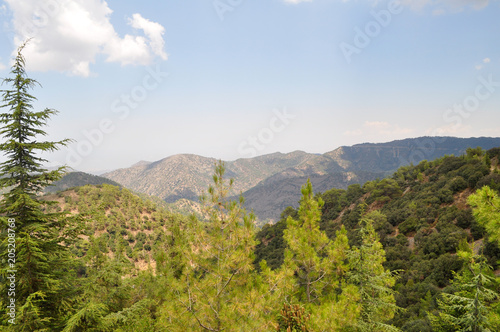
475 57 491 70
0 61 6 71
5 0 167 77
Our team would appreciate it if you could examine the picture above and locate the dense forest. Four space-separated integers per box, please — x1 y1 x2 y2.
255 146 500 331
2 44 500 332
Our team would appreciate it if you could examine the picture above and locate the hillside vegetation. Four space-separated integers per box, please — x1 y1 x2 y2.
43 184 185 272
255 146 500 331
5 44 500 332
0 148 498 331
25 147 498 331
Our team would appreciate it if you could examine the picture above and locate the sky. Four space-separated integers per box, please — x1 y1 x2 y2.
0 0 499 173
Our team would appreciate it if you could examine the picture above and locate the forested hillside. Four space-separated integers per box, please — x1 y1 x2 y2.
255 146 500 331
1 47 499 330
24 147 500 331
1 149 500 330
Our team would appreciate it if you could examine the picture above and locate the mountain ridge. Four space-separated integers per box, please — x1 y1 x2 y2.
101 136 500 221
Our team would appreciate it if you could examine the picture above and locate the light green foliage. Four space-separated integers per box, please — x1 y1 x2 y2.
468 186 500 244
161 161 267 331
347 211 400 331
271 179 361 331
283 179 332 304
429 243 500 331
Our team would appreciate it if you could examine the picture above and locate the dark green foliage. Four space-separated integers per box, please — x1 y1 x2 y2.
398 217 419 235
254 146 500 329
401 319 433 332
449 177 468 193
486 147 500 157
0 42 77 330
254 219 287 270
437 156 467 175
429 245 500 331
476 173 500 191
44 172 122 194
368 178 402 204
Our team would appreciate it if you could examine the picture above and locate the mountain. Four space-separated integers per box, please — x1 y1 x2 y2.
102 151 314 203
241 136 500 220
102 136 500 222
44 171 122 193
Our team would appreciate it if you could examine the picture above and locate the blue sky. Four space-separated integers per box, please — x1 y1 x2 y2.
0 0 499 173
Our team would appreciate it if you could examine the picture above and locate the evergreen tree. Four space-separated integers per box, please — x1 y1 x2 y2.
468 186 500 244
161 161 266 331
0 42 75 331
276 303 311 332
429 242 500 331
282 179 331 304
63 238 154 332
347 211 400 331
273 179 360 331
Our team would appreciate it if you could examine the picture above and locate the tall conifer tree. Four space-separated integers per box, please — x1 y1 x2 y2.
429 242 500 331
161 161 265 331
274 179 360 331
347 211 400 331
0 42 74 331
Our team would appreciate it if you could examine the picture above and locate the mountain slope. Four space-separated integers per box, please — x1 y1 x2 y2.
102 151 315 203
102 136 500 222
240 136 500 221
43 184 185 272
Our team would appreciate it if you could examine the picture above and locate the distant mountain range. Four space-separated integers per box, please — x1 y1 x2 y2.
97 136 500 222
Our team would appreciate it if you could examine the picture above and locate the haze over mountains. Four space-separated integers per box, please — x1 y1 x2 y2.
99 136 500 222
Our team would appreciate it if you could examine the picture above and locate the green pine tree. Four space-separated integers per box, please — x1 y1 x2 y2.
161 161 266 331
270 179 360 331
276 303 311 332
282 179 331 304
63 238 151 332
0 42 76 331
347 211 400 331
468 186 500 244
429 242 500 332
